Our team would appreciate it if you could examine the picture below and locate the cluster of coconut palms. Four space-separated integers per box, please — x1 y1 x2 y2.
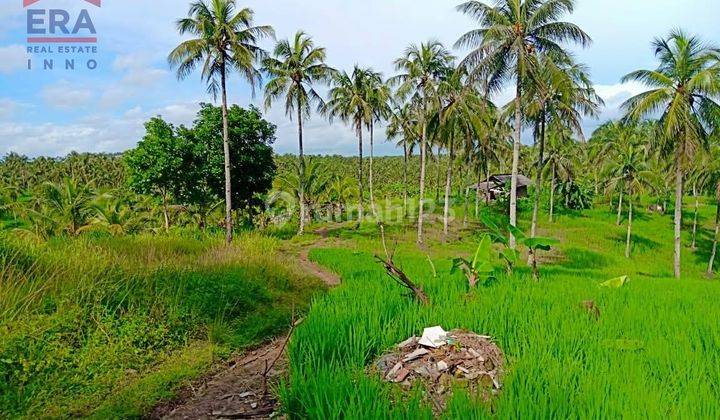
167 0 720 278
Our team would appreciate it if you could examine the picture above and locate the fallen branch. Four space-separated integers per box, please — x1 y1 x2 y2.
375 224 430 305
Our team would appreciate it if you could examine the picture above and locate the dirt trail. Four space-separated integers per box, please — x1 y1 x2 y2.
150 239 340 420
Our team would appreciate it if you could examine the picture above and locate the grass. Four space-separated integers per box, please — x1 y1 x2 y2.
0 230 325 418
280 197 720 418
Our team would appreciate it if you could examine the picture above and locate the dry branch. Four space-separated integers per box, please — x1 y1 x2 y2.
375 224 430 305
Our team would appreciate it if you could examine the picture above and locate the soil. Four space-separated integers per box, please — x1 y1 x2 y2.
149 239 340 419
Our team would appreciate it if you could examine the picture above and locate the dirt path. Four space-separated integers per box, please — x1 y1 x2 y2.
150 239 340 420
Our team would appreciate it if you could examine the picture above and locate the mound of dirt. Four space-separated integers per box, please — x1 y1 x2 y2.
374 329 504 412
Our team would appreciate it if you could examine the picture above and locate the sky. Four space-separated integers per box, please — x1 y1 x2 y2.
0 0 718 158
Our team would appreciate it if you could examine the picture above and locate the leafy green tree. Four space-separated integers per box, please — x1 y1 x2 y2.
125 117 193 231
622 30 720 278
263 31 335 234
189 103 277 216
169 0 274 244
456 0 591 248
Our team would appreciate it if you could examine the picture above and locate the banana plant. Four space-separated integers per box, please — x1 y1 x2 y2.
480 214 520 274
480 214 558 280
451 234 495 288
508 225 558 281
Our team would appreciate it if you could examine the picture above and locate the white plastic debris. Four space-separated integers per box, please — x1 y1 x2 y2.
418 326 448 348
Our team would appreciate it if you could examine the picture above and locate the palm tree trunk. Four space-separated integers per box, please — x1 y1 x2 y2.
357 125 364 224
474 164 481 217
625 199 633 258
485 157 491 206
369 120 377 219
691 184 699 250
443 135 454 242
674 158 683 279
403 141 409 219
162 191 170 233
531 113 546 239
417 122 427 244
549 166 556 223
509 72 522 250
463 184 469 228
616 189 624 226
435 146 442 202
220 64 233 245
297 102 306 235
707 194 720 276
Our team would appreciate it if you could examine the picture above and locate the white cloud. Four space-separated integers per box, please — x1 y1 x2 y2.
40 81 94 110
0 45 29 74
98 54 169 108
0 99 21 120
0 101 203 157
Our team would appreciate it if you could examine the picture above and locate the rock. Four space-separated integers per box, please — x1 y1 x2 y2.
479 374 494 388
392 368 411 383
437 360 449 371
385 362 403 380
402 348 430 362
397 336 418 349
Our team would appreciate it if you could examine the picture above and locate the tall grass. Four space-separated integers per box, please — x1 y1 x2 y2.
0 231 324 418
281 202 720 418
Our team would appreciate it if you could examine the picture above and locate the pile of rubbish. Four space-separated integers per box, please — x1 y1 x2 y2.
375 326 504 410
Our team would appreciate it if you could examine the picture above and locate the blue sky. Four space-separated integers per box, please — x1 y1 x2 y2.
0 0 718 157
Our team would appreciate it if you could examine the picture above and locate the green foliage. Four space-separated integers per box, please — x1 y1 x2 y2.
556 180 594 211
0 232 323 418
600 275 629 288
125 117 196 202
451 234 495 288
279 202 720 418
190 103 277 209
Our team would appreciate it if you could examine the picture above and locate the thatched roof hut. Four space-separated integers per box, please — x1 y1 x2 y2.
468 174 532 200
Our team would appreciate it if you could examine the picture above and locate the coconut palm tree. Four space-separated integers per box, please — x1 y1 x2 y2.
437 66 489 240
456 0 591 248
592 121 649 224
275 159 329 223
326 176 356 221
524 55 602 238
41 178 93 236
169 0 274 245
543 125 575 222
262 31 335 235
386 101 420 219
705 144 720 276
365 72 392 219
324 67 375 223
622 30 720 278
603 144 656 258
391 40 455 244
